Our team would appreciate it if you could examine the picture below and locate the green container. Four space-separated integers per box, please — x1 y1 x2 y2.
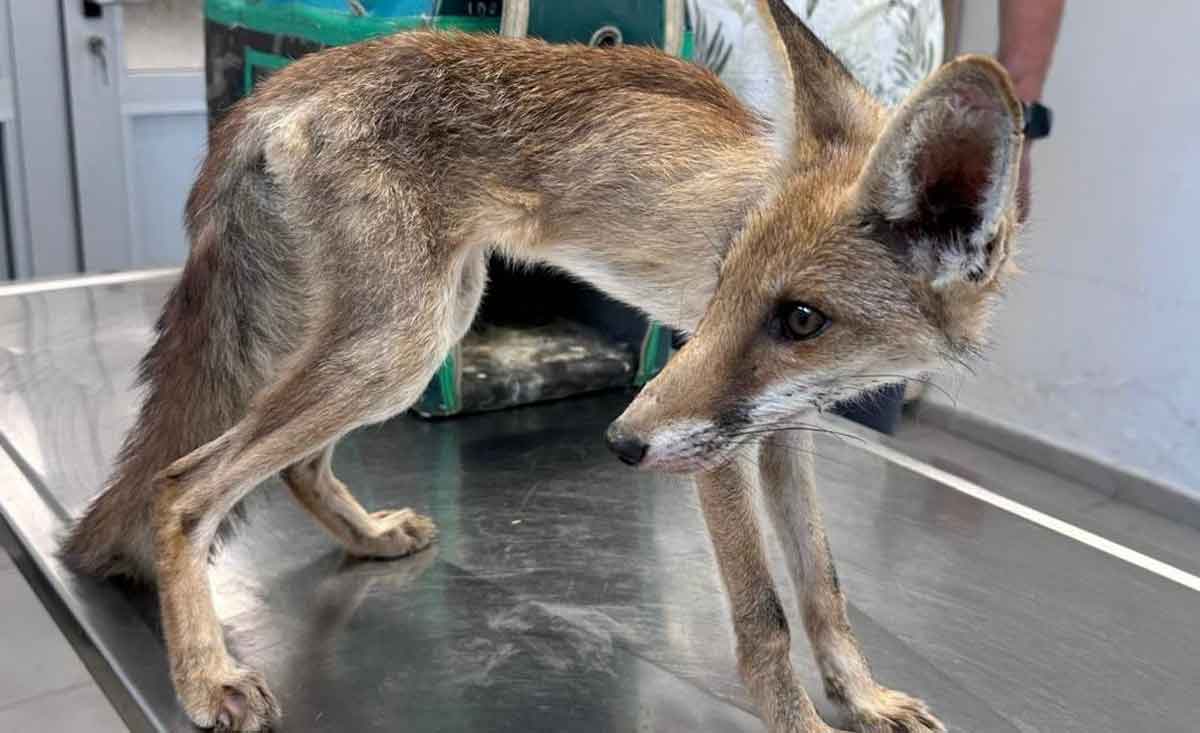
202 0 688 417
204 0 503 118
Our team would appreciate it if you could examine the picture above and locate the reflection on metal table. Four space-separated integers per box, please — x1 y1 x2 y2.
0 272 1198 732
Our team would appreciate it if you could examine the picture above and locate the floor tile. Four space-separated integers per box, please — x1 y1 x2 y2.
0 568 95 708
0 681 125 731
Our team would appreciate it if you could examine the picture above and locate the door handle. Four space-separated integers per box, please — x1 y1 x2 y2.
86 34 110 85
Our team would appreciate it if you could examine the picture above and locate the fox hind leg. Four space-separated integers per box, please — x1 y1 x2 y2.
281 443 437 559
280 251 486 559
152 270 467 730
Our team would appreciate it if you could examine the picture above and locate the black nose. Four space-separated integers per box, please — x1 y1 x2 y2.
605 424 648 466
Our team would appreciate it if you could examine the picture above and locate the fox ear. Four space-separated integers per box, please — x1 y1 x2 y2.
688 0 873 164
857 56 1024 288
757 0 875 143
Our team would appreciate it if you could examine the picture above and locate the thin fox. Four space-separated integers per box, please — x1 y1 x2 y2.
61 1 1023 731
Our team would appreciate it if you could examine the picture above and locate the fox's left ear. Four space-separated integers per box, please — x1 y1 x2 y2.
856 56 1024 288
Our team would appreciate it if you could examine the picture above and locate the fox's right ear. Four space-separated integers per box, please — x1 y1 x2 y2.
855 56 1024 289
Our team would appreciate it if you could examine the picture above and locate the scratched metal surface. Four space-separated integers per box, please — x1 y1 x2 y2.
1 277 1198 732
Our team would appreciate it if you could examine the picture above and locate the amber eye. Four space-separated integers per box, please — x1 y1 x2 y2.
778 302 829 341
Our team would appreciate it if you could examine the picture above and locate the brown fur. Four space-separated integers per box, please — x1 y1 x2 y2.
61 6 1023 731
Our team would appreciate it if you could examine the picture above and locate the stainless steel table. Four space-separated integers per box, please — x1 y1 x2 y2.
1 272 1197 732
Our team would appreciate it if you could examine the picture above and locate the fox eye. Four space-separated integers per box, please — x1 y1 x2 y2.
776 302 829 341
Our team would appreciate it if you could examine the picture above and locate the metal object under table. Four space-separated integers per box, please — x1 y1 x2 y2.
0 272 1197 732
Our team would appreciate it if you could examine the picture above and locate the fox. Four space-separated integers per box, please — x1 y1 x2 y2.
59 0 1024 731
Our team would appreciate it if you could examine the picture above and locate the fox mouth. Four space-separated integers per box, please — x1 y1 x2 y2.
629 400 850 473
643 436 739 473
636 410 753 474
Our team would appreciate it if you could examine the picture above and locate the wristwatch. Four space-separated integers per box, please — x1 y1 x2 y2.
1022 101 1053 140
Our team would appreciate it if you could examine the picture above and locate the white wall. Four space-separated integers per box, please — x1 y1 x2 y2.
934 2 1200 496
124 0 204 72
130 112 207 267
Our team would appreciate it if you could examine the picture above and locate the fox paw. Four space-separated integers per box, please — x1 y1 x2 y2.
845 687 945 733
350 508 437 559
179 665 281 731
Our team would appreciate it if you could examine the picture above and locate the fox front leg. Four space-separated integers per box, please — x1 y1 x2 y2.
696 450 850 733
758 432 944 733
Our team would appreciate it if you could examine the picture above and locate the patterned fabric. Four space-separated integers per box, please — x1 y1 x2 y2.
784 0 945 106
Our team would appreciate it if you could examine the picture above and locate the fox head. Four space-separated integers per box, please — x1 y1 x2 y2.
607 0 1024 472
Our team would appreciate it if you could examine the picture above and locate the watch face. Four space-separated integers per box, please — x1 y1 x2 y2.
1023 102 1052 140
